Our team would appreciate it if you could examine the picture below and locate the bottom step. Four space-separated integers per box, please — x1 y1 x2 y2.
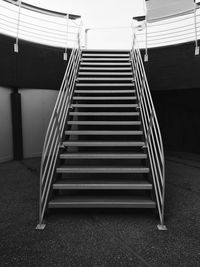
49 195 156 208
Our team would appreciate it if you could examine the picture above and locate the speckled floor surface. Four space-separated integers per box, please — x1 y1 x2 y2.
0 152 200 267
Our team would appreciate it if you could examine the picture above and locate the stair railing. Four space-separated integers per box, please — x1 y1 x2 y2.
130 32 167 230
36 23 82 229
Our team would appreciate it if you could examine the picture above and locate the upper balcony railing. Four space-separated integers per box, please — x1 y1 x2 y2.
1 0 200 51
0 0 81 51
134 6 200 50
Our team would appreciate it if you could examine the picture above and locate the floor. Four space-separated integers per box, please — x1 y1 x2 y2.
0 151 200 267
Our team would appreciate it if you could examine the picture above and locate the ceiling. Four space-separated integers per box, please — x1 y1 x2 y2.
146 0 194 20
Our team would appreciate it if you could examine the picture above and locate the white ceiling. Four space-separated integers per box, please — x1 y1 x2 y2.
146 0 194 20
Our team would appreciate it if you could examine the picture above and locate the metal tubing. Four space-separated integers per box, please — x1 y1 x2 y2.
37 27 81 227
131 32 166 228
14 0 21 52
194 2 200 55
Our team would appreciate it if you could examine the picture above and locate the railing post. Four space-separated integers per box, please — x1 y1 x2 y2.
144 18 148 62
194 1 199 55
85 28 89 49
157 169 167 231
36 159 46 230
131 28 167 230
14 0 22 53
64 14 69 61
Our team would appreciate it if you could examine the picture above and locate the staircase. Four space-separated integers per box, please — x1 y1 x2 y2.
48 50 156 210
37 44 166 230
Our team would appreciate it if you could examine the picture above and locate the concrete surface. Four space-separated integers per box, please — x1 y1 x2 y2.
0 151 200 267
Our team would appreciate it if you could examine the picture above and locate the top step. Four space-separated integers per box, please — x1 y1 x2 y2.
82 49 129 53
82 54 130 57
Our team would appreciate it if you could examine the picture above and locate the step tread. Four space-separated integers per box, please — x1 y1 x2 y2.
74 90 135 94
48 195 156 208
81 54 130 57
78 72 132 75
56 166 150 173
67 121 141 125
62 141 145 146
53 178 152 190
81 58 130 61
82 49 129 52
76 83 134 87
69 112 139 116
79 68 132 71
80 63 131 66
72 104 138 108
60 153 147 159
65 130 143 135
77 78 133 81
73 96 136 100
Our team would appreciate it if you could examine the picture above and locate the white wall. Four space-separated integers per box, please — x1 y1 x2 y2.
20 89 58 158
0 87 13 163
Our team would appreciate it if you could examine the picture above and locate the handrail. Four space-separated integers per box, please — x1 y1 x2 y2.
3 0 81 19
130 32 166 230
36 25 82 229
0 1 81 49
1 0 200 49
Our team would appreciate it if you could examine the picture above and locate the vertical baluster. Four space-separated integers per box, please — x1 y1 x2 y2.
194 1 199 55
144 18 148 62
14 0 22 53
64 14 69 61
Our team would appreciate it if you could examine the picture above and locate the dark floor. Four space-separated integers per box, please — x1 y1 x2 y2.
0 152 200 267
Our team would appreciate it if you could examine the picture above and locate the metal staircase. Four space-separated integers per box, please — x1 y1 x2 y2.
37 34 166 230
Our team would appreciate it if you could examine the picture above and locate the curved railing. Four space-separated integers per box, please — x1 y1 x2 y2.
130 32 166 229
1 0 200 50
135 7 200 49
36 28 82 229
0 0 81 49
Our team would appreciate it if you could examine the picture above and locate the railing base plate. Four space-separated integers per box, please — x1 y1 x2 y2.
36 224 46 230
157 224 167 231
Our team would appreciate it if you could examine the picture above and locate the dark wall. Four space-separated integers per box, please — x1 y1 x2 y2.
0 34 70 89
1 34 200 154
1 34 199 91
140 43 200 154
152 89 200 154
142 42 200 91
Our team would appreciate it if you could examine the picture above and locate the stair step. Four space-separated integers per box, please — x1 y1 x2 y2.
78 72 132 76
56 166 149 173
77 78 133 81
60 152 147 159
76 83 134 87
65 130 143 135
67 121 141 125
71 104 138 108
48 195 156 208
74 90 136 94
53 179 152 190
80 63 131 66
73 96 136 100
69 112 139 116
79 67 132 71
62 141 145 147
81 58 130 61
82 49 129 52
81 54 130 57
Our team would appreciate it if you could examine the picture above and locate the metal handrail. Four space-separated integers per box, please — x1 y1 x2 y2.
36 26 82 229
0 1 81 49
130 32 166 229
3 0 81 19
